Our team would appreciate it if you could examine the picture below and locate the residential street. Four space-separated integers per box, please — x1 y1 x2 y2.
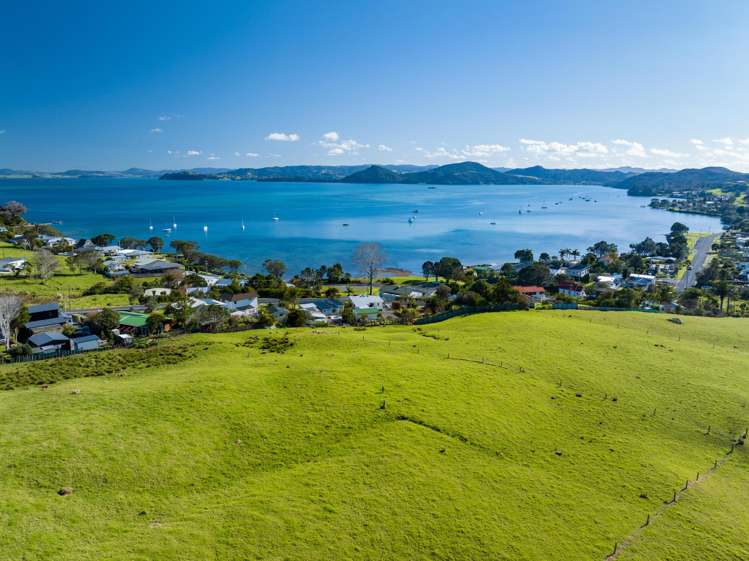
677 233 719 291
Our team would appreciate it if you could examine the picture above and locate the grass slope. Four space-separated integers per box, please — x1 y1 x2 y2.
0 311 748 560
0 241 128 307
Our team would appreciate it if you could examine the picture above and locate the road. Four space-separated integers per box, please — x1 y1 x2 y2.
676 233 718 292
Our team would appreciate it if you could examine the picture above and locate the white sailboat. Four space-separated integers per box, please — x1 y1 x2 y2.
148 219 154 232
172 217 177 229
241 218 246 231
203 225 208 233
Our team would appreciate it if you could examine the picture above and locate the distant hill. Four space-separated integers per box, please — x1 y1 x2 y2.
508 165 634 185
340 165 403 184
402 162 538 185
615 166 749 196
160 171 214 181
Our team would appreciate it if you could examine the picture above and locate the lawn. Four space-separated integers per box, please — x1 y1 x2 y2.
0 311 747 560
0 242 127 308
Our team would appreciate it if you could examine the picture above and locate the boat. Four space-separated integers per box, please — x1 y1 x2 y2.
172 217 177 229
148 220 154 231
203 225 208 233
342 223 350 227
490 221 496 225
408 216 415 224
272 216 280 222
518 210 522 214
427 186 436 189
541 206 548 209
241 218 246 231
163 227 172 234
412 209 419 214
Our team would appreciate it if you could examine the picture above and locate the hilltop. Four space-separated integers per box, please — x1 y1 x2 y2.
1 311 748 560
617 167 749 196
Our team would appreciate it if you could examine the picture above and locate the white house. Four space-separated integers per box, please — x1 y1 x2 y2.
349 295 384 321
144 287 172 298
626 274 656 289
0 257 27 275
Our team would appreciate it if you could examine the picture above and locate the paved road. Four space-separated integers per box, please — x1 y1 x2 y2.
676 233 718 291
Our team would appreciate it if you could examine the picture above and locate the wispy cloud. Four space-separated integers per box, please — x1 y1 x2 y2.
520 139 609 160
612 139 647 158
158 113 182 121
461 144 510 158
234 151 260 158
266 132 300 142
377 144 393 152
416 146 461 160
149 127 163 134
650 148 687 158
318 132 369 156
206 154 220 160
186 149 201 157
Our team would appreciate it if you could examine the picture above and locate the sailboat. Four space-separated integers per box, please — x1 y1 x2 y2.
203 225 208 233
148 219 154 232
272 216 280 222
172 217 177 229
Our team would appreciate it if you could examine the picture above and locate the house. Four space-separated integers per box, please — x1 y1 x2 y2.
565 263 590 280
379 283 439 305
198 273 222 286
0 257 27 275
28 331 70 353
74 239 96 251
45 236 76 248
103 260 129 277
299 302 328 324
96 245 122 255
119 248 152 258
70 334 103 352
215 277 246 289
186 286 211 295
144 287 172 298
299 298 344 319
24 303 72 334
263 302 288 323
512 285 546 302
348 295 384 321
626 274 656 289
131 260 184 276
224 292 258 312
117 311 150 335
596 274 623 289
557 280 586 298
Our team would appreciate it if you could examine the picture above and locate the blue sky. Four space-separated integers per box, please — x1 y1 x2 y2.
2 0 749 171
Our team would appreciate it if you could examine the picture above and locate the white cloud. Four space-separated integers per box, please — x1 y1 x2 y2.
612 139 647 158
318 133 369 156
158 115 172 121
150 127 163 134
207 154 220 160
650 148 687 158
461 144 510 158
186 149 202 157
234 151 260 158
377 144 393 152
690 138 707 151
266 132 300 142
714 137 734 147
417 146 461 160
520 139 608 160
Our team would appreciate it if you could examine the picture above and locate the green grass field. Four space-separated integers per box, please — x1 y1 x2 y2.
1 311 748 560
0 242 127 308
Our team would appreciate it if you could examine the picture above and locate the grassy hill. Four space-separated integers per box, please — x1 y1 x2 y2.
0 311 748 560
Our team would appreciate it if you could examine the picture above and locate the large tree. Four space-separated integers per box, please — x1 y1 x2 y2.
352 242 386 295
0 294 23 350
170 240 199 258
147 236 164 253
32 249 58 280
0 200 27 224
263 259 287 281
91 233 116 247
422 260 435 281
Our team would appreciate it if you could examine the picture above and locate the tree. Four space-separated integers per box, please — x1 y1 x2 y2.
91 233 116 247
342 300 356 324
0 200 27 224
352 242 386 295
514 249 534 264
32 249 58 280
192 305 230 330
263 259 287 281
146 312 165 334
670 222 689 235
88 308 120 338
120 236 146 250
422 260 435 281
630 237 657 256
147 236 164 253
67 250 99 273
170 240 199 258
517 262 550 286
714 280 730 312
0 294 23 350
286 308 307 327
491 277 523 306
587 241 618 258
434 256 463 281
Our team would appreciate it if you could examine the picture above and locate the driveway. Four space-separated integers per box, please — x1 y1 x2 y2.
676 233 718 291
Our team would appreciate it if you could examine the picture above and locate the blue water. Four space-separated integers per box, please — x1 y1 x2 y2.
0 178 722 274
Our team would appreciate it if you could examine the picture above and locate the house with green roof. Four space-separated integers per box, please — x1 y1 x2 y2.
118 311 149 335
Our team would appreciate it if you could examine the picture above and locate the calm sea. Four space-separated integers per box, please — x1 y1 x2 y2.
0 178 722 274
